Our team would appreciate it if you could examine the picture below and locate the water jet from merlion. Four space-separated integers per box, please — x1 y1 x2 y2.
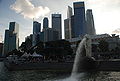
71 35 96 76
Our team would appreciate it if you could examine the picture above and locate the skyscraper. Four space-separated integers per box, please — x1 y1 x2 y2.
67 6 73 19
43 17 49 30
33 21 41 34
39 32 44 42
71 15 75 38
3 22 19 56
3 30 9 55
52 14 62 39
64 6 73 39
9 22 19 50
64 19 70 39
0 43 3 57
73 2 86 37
86 9 96 35
33 21 41 46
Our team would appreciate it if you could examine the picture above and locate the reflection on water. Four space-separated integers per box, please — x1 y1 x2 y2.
1 62 120 81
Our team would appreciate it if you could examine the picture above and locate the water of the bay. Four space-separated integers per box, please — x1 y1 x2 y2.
1 62 120 81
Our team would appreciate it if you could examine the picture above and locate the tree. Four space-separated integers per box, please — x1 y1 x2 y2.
98 40 109 52
7 49 23 57
19 42 27 52
34 41 44 54
44 40 73 57
19 37 32 53
25 38 32 50
92 44 98 52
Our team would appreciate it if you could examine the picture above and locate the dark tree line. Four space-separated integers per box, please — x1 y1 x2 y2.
7 39 73 58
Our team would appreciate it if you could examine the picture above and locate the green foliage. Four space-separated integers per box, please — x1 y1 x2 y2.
7 49 23 57
98 40 109 52
92 44 98 52
19 40 73 58
34 41 44 54
19 37 32 52
19 42 26 52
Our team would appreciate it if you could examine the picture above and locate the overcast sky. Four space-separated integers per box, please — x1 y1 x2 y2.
0 0 120 45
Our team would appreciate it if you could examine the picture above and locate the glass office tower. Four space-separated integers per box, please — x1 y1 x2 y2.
52 14 62 39
3 22 19 56
64 6 73 39
86 9 96 35
43 17 49 30
33 21 41 46
73 2 86 37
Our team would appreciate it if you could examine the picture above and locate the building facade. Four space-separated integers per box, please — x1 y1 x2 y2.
3 22 19 56
64 6 73 39
71 15 75 38
44 28 59 42
67 34 120 54
33 21 41 34
4 30 9 55
52 14 62 39
0 43 3 57
86 9 96 35
67 6 73 19
43 17 49 30
73 2 86 38
39 32 44 42
64 19 70 39
9 22 19 50
33 21 41 46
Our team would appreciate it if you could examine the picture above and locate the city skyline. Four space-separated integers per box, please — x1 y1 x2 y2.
0 0 120 44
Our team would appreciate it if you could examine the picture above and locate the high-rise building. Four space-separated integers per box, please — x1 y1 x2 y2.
64 19 70 39
73 2 86 37
9 22 19 35
64 6 73 39
39 32 44 42
52 14 62 39
44 28 59 42
43 17 49 30
9 33 18 52
33 21 41 34
71 15 75 38
9 22 19 49
3 30 9 55
67 6 73 19
3 22 19 56
86 9 96 35
33 21 41 46
0 43 3 57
